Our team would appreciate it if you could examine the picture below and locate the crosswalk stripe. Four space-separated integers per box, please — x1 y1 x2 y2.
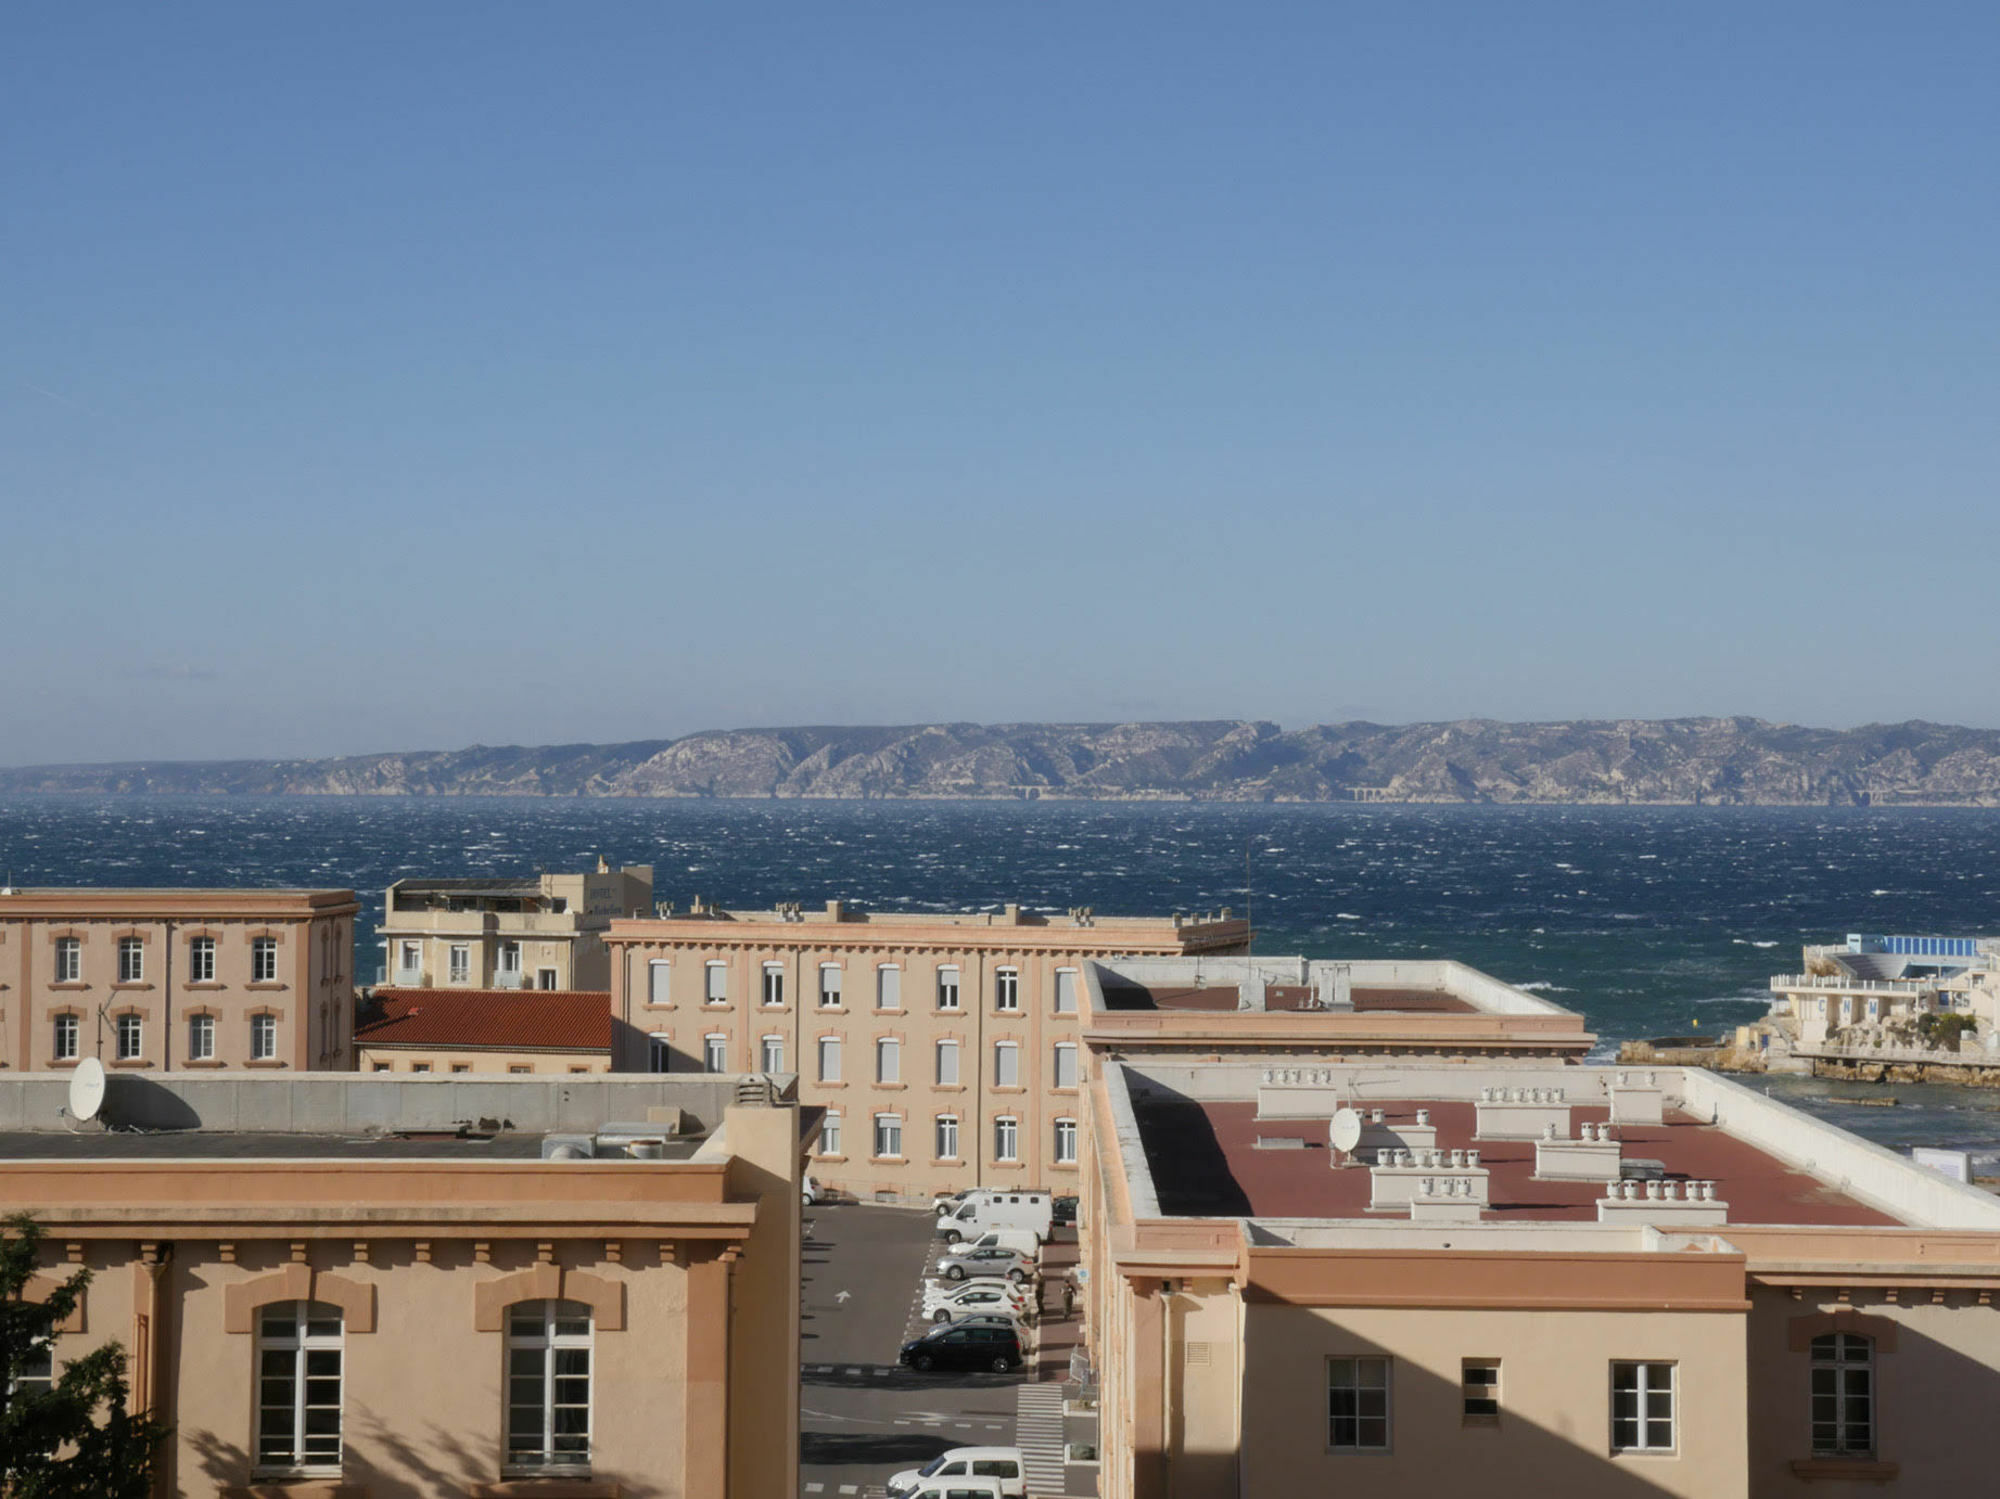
1015 1384 1069 1493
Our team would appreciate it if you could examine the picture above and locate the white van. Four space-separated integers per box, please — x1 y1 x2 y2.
935 1190 1052 1244
941 1228 1042 1259
889 1447 1026 1499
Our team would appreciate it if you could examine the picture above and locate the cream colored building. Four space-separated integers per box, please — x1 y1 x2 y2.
378 859 652 992
2 1070 808 1499
604 900 1248 1200
1766 932 2000 1065
0 886 361 1074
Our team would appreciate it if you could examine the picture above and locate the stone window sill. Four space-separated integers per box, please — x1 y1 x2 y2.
184 981 226 992
817 1005 846 1015
870 1155 906 1165
934 1083 967 1093
817 1152 848 1162
50 982 89 992
818 1080 848 1090
111 982 155 993
225 1482 368 1499
873 1081 907 1091
183 1059 227 1069
246 1059 289 1069
109 1059 155 1070
1790 1459 1898 1483
991 1086 1028 1095
477 1480 620 1498
247 982 289 992
47 1058 80 1069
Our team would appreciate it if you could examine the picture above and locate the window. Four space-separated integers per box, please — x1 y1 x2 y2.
188 1014 215 1062
1463 1359 1500 1419
876 1037 901 1084
760 1035 785 1073
1810 1334 1873 1458
1055 968 1078 1013
117 937 144 984
412 1063 431 1073
937 965 960 1010
537 968 558 991
817 1036 842 1083
498 941 522 976
189 936 216 983
54 937 80 984
10 1335 53 1397
762 962 785 1007
819 963 844 1007
647 1034 670 1073
257 1301 343 1472
448 944 470 983
507 1300 591 1471
397 940 421 975
251 1014 277 1061
372 1063 392 1073
1611 1362 1674 1453
705 962 728 1004
507 1065 530 1075
876 964 901 1010
52 1014 79 1062
115 1014 142 1061
648 960 672 1005
936 1038 960 1086
703 1034 727 1073
253 936 279 983
453 1064 472 1074
995 967 1020 1011
1328 1356 1391 1451
873 1114 903 1159
994 1116 1019 1162
936 1114 960 1160
994 1041 1019 1088
821 1111 842 1155
1053 1117 1078 1164
1053 1042 1078 1089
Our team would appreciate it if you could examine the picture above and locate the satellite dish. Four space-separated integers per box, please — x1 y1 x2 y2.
69 1057 107 1123
1329 1107 1363 1155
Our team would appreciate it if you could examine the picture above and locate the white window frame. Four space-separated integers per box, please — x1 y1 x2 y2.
1053 1041 1078 1089
705 961 728 1004
994 1041 1019 1088
1611 1361 1675 1454
1053 1117 1078 1164
252 936 279 983
936 1113 960 1160
505 1299 592 1473
448 944 470 983
994 1115 1020 1162
876 1037 901 1084
647 959 672 1006
820 1110 843 1156
256 1300 344 1474
188 1013 216 1062
817 1035 842 1083
760 1034 785 1073
1810 1334 1873 1458
647 1034 671 1073
1463 1359 1501 1419
936 965 961 1010
936 1038 960 1087
1055 967 1078 1013
876 963 901 1010
117 937 144 984
115 1013 143 1061
189 935 216 983
251 1013 277 1062
818 963 844 1008
703 1033 728 1073
1328 1355 1392 1452
762 961 785 1007
873 1113 903 1159
995 966 1020 1011
54 936 81 984
52 1013 79 1062
498 941 522 976
397 940 421 974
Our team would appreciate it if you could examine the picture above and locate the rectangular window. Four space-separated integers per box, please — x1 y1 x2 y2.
14 1336 53 1396
1055 968 1078 1013
1810 1334 1873 1457
994 1041 1019 1088
876 964 901 1009
537 969 557 991
116 1014 142 1061
118 937 144 984
995 967 1020 1011
398 940 421 976
936 966 960 1010
648 1035 671 1073
873 1114 903 1159
54 937 80 984
818 963 844 1007
506 1299 592 1471
648 960 672 1005
760 1035 785 1073
1611 1362 1675 1453
188 1014 215 1061
936 1114 960 1160
448 944 470 983
994 1116 1020 1162
52 1014 79 1062
1053 1042 1078 1089
703 1035 727 1073
251 1014 277 1061
253 936 279 983
818 1036 842 1083
1463 1359 1500 1419
876 1037 901 1084
936 1039 960 1086
705 962 728 1004
257 1300 344 1472
1053 1117 1078 1164
821 1111 842 1156
189 936 216 983
498 941 522 975
1328 1357 1391 1451
762 962 785 1007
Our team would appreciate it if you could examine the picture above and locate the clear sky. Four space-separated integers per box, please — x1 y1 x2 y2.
5 4 1996 766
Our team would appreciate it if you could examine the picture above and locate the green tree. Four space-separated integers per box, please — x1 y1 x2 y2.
1 1213 169 1499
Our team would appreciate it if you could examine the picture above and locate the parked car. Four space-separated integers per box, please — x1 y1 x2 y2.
937 1246 1032 1283
942 1228 1042 1258
931 1311 1024 1332
922 1279 1034 1323
899 1321 1023 1373
1052 1194 1079 1226
803 1174 829 1207
889 1447 1028 1499
932 1188 973 1213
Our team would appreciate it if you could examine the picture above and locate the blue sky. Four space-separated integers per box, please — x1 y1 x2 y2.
4 4 1996 764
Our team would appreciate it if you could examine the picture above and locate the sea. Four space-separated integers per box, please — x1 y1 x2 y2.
6 795 2000 1164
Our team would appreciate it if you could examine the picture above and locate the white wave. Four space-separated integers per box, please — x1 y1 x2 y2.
1335 912 1363 921
1516 980 1573 993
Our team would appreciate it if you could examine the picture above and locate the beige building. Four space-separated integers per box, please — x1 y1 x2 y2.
2 1070 809 1499
1076 967 2000 1499
354 987 612 1075
1766 931 2000 1071
603 900 1248 1200
379 859 652 993
0 886 361 1074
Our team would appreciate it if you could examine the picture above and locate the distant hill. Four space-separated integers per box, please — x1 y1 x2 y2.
7 718 2000 804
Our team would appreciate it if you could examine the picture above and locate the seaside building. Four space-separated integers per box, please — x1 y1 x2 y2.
0 1069 809 1499
377 859 652 992
602 900 1248 1199
0 885 361 1074
354 987 612 1075
1765 933 2000 1073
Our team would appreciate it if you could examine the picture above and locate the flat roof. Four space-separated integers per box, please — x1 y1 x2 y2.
0 1129 702 1162
1102 983 1477 1015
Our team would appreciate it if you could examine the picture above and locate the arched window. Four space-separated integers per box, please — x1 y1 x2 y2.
507 1299 592 1472
1810 1333 1873 1457
257 1301 343 1473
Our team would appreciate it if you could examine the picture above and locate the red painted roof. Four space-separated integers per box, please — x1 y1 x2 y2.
354 989 610 1052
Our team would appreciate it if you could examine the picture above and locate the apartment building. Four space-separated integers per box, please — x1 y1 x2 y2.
1767 931 2000 1063
354 987 612 1075
0 886 361 1073
1 1071 809 1499
378 858 652 992
1079 1033 2000 1497
603 900 1249 1199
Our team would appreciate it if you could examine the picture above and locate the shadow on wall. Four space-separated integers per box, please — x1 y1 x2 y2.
98 1074 202 1130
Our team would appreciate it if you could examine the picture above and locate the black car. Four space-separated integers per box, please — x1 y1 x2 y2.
1052 1195 1079 1226
899 1322 1023 1373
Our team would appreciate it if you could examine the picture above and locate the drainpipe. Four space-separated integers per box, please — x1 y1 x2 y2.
162 920 173 1073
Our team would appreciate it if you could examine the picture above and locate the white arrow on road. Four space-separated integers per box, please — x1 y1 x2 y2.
835 1289 852 1303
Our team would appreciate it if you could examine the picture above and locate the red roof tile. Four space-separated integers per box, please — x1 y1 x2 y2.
354 989 610 1052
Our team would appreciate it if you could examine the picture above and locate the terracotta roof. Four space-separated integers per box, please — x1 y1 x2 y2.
354 989 610 1053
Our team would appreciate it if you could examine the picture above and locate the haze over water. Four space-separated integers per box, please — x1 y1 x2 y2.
7 796 2000 1160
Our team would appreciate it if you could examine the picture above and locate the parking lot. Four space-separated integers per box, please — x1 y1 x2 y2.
799 1202 1067 1498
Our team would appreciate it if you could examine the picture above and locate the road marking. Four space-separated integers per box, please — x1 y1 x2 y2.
1017 1383 1069 1493
804 1486 822 1494
836 1289 852 1302
840 1487 858 1496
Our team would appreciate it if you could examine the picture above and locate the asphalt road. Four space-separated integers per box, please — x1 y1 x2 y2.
799 1203 1025 1499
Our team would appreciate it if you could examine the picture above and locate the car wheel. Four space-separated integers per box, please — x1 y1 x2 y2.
914 1353 936 1371
932 1309 949 1323
944 1264 965 1281
1007 1268 1027 1284
991 1354 1014 1373
941 1229 961 1244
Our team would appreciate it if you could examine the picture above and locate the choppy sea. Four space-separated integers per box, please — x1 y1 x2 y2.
6 796 2000 1162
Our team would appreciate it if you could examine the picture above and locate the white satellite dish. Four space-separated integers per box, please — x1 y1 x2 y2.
69 1056 107 1123
1329 1107 1363 1156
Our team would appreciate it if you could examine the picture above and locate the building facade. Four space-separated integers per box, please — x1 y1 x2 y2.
604 901 1248 1200
0 886 361 1074
378 860 652 993
354 987 613 1075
